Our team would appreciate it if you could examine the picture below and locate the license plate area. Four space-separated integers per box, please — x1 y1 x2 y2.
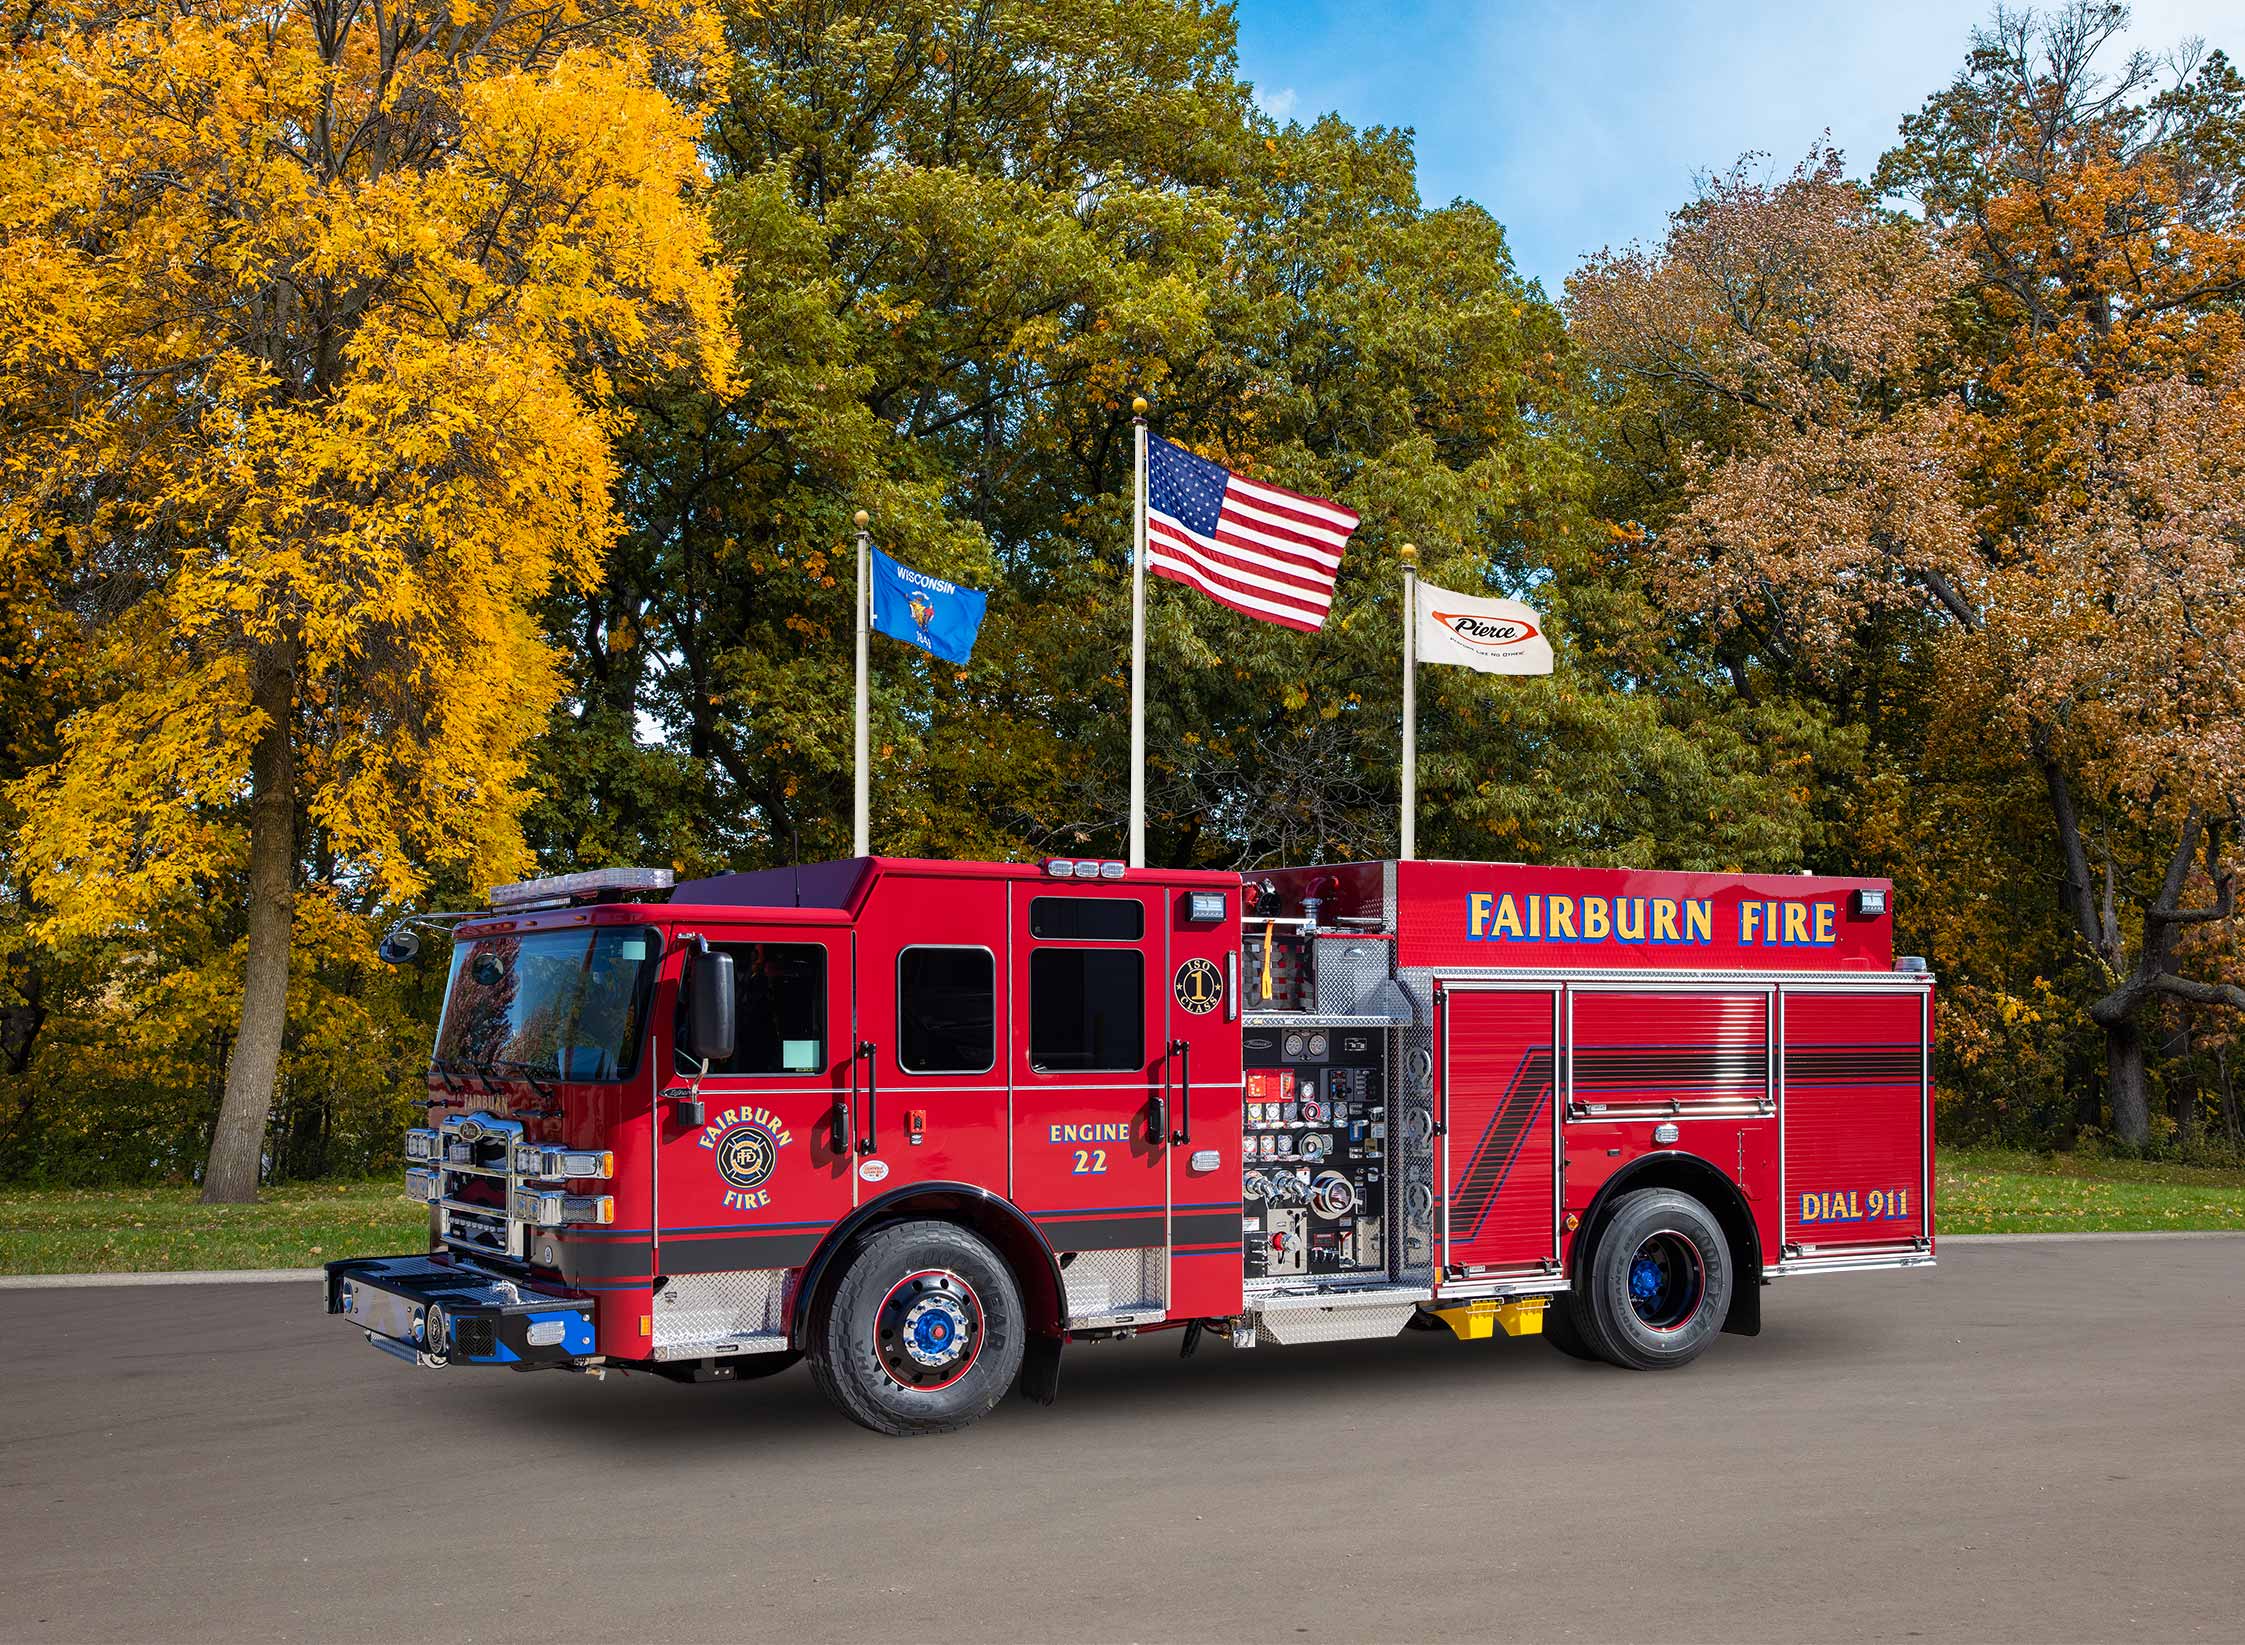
325 1254 595 1366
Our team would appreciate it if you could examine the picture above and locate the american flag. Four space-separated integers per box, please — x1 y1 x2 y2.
1145 434 1359 632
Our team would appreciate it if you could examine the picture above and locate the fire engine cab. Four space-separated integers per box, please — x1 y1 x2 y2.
327 854 1934 1435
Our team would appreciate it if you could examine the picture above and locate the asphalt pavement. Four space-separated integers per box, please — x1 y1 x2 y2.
3 1236 2242 1643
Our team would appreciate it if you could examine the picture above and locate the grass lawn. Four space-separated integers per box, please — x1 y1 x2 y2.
1936 1147 2245 1234
2 1150 2242 1274
0 1180 423 1276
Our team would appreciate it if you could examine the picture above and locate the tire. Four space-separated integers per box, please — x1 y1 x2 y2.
1574 1188 1732 1371
806 1219 1025 1436
732 1349 803 1381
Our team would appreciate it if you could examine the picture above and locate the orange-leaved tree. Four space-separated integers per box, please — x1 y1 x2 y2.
0 0 733 1199
1572 6 2245 1143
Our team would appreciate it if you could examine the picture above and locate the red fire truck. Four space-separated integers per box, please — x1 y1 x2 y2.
327 854 1934 1435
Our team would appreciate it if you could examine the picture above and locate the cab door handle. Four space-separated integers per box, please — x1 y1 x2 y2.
1167 1038 1191 1147
855 1041 878 1155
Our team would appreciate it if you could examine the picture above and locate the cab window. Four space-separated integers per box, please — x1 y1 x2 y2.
898 946 996 1074
1029 949 1145 1072
678 942 826 1076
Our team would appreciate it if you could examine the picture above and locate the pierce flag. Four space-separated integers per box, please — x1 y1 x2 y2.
868 545 987 666
1413 580 1553 675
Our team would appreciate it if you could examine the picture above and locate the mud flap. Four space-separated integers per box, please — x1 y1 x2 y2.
1016 1331 1064 1406
1723 1276 1763 1337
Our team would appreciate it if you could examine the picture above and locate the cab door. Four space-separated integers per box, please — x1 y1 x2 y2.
653 924 855 1307
851 869 1011 1199
1009 880 1169 1323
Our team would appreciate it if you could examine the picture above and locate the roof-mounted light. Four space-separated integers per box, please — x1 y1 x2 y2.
488 867 675 912
1045 858 1125 880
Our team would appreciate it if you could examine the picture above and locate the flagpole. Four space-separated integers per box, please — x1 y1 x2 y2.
1400 541 1417 861
854 509 870 858
1129 395 1148 868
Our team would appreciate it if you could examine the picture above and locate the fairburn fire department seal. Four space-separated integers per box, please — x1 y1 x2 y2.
1173 956 1222 1015
715 1123 776 1191
698 1105 793 1211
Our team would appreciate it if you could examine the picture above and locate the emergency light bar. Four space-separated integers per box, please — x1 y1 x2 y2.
1045 858 1126 880
488 867 674 911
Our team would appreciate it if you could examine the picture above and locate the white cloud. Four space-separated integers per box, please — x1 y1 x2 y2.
1261 84 1299 122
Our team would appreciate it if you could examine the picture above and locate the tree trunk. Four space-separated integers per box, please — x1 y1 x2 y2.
200 651 296 1203
2105 1017 2149 1147
2218 1045 2241 1150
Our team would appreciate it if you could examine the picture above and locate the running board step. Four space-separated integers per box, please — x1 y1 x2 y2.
1248 1285 1432 1347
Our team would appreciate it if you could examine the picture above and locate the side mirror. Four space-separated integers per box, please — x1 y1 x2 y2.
683 949 735 1067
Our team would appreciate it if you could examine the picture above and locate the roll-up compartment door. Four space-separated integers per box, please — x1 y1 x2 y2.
1781 990 1930 1249
1568 991 1771 1118
1439 989 1560 1273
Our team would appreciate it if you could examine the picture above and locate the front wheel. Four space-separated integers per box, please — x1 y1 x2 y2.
807 1220 1025 1436
1575 1188 1732 1371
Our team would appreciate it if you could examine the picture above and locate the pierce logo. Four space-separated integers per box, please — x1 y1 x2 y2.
1433 611 1540 650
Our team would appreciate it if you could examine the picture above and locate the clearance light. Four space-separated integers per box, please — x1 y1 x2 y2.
1045 858 1126 880
511 1189 615 1228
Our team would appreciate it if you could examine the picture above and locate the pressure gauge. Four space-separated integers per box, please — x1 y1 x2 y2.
1300 1133 1331 1162
1299 1099 1327 1125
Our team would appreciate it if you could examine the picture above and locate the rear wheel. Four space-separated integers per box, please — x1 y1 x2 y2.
1575 1188 1731 1371
807 1220 1025 1436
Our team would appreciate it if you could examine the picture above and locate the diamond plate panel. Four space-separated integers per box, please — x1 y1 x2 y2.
1311 936 1395 1017
653 1268 790 1353
1062 1245 1164 1321
1254 1299 1417 1345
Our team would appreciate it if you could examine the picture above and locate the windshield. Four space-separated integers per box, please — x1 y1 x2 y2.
433 926 661 1084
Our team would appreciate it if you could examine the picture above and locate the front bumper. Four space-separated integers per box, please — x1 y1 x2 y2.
324 1254 596 1368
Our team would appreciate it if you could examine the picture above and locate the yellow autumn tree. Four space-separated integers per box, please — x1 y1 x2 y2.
0 0 733 1199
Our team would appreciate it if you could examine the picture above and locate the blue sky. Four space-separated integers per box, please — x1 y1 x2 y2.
1232 0 2236 294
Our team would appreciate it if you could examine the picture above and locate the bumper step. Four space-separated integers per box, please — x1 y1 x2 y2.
325 1254 595 1367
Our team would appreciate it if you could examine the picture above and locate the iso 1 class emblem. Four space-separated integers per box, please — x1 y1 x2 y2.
698 1106 793 1212
1173 956 1222 1016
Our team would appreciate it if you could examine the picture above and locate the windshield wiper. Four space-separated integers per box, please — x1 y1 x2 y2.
488 1057 558 1098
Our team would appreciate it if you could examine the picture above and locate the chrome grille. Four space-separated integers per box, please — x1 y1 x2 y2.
407 1111 612 1263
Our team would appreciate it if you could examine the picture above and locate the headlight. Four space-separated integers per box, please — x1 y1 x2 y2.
403 1128 439 1162
405 1167 441 1204
511 1189 615 1227
511 1145 615 1181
